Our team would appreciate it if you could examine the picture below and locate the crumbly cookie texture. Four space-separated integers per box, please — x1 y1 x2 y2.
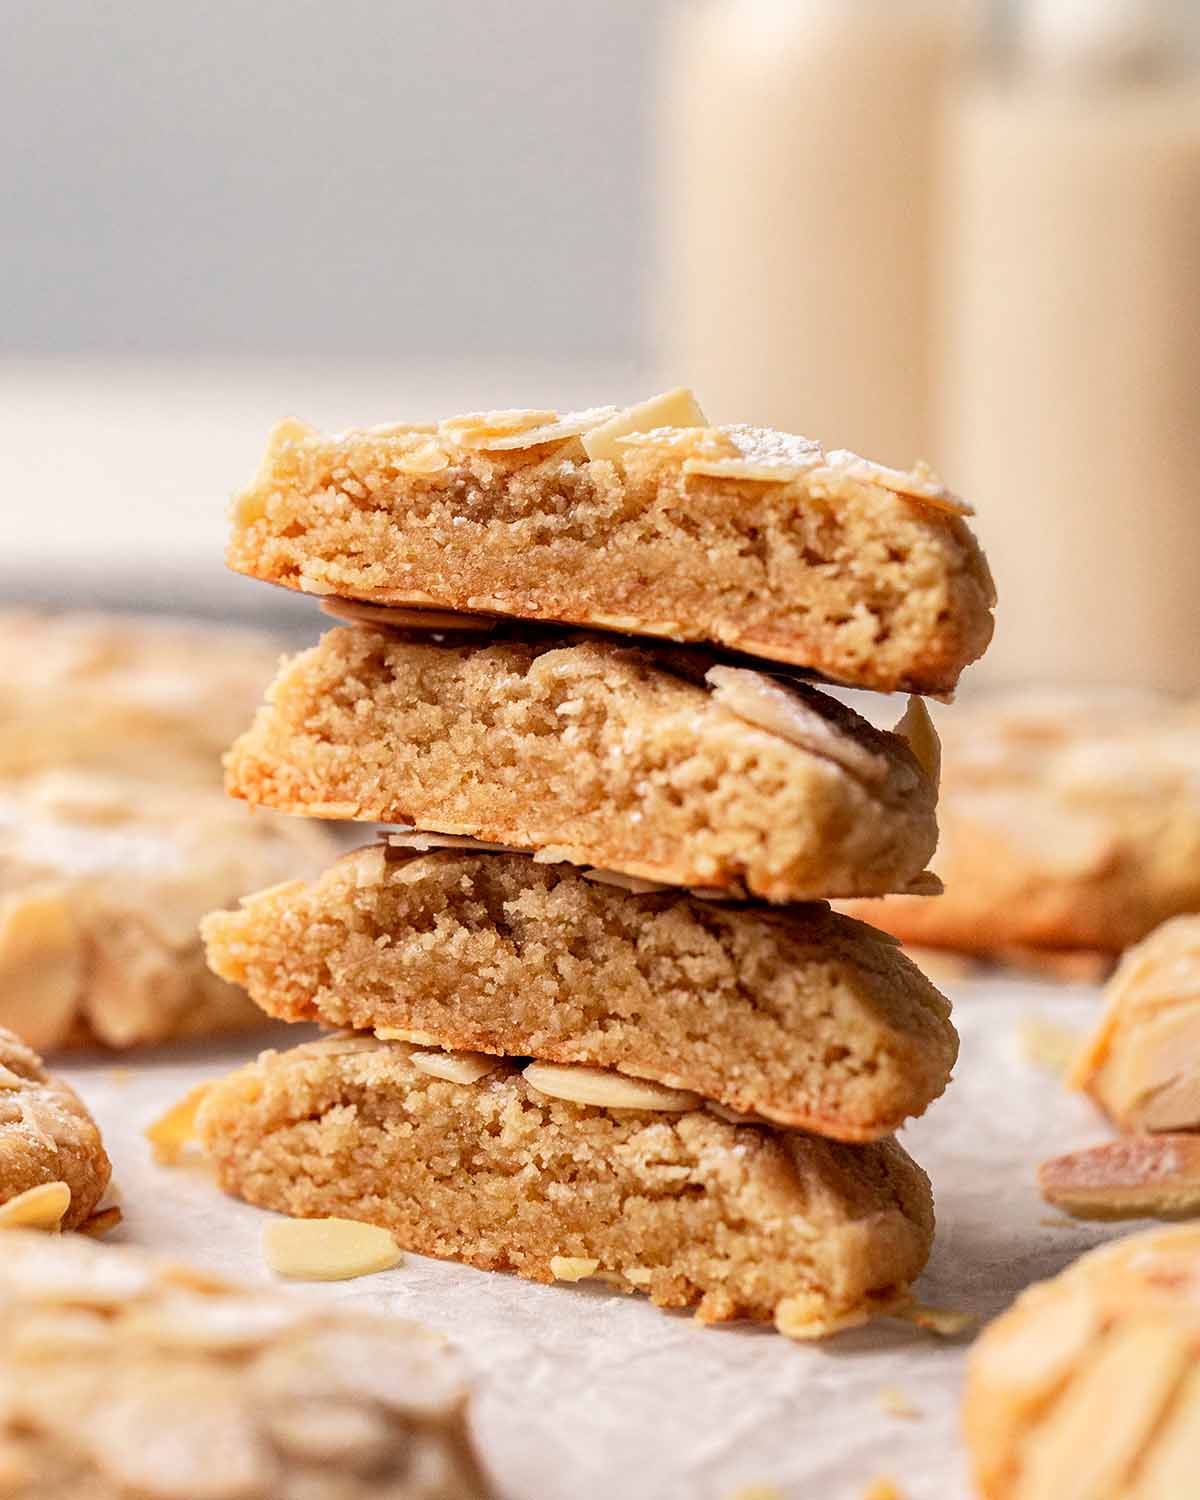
965 1225 1200 1499
0 609 287 784
227 401 995 694
196 1034 934 1338
0 1228 492 1500
224 628 938 902
840 690 1200 955
1070 914 1200 1132
203 846 957 1140
0 1027 110 1230
0 767 335 1050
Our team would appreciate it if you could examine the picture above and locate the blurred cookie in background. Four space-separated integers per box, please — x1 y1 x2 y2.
841 691 1200 965
0 768 334 1049
965 1226 1200 1499
0 610 290 784
0 1025 111 1230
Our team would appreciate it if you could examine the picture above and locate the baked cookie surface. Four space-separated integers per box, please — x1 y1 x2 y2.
0 1227 492 1499
965 1225 1200 1500
224 627 939 902
227 399 994 693
0 768 335 1049
0 1027 110 1230
196 1033 934 1339
204 845 957 1140
840 691 1200 955
0 609 286 784
1070 914 1200 1132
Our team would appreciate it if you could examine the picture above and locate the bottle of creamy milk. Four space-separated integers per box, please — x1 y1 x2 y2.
658 0 967 466
940 0 1200 692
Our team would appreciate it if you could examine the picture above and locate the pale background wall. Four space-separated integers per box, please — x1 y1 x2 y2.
1 0 660 361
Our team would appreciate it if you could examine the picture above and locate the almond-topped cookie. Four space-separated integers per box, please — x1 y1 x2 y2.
0 609 289 784
965 1226 1200 1499
226 391 995 693
195 1033 935 1340
840 690 1200 957
223 627 940 902
0 1228 494 1499
1070 915 1200 1133
0 1026 110 1231
203 846 957 1141
0 767 336 1049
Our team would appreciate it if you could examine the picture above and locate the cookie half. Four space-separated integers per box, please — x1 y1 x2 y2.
224 627 939 902
0 1227 493 1499
0 768 336 1049
227 397 995 693
965 1226 1200 1500
196 1034 934 1339
203 846 957 1140
0 1026 110 1230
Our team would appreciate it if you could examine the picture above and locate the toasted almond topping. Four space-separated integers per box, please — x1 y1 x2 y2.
0 1064 26 1090
384 828 515 853
624 1266 653 1286
262 1218 403 1281
822 451 972 516
522 1061 702 1113
145 1083 212 1166
375 1026 442 1046
320 598 487 631
706 666 889 784
892 695 941 789
581 388 708 462
683 424 823 483
549 1256 600 1282
391 438 450 475
439 406 617 452
582 868 675 895
0 1181 71 1231
0 891 82 1052
1039 1136 1200 1221
409 1050 500 1085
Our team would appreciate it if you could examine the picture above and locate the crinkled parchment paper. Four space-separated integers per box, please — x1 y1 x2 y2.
63 978 1131 1500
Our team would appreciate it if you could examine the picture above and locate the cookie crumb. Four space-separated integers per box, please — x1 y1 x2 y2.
78 1205 123 1238
896 1300 977 1338
145 1083 211 1165
1018 1017 1081 1076
877 1384 921 1419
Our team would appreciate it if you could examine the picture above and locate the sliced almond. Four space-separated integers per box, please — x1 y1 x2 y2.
683 423 823 483
145 1083 212 1166
892 695 941 790
0 1181 72 1231
375 1026 441 1046
439 406 616 452
320 598 489 632
390 438 450 475
262 1217 402 1281
581 388 708 462
0 1063 27 1091
384 828 515 854
409 1050 500 1086
522 1061 701 1113
582 868 675 895
821 451 972 516
706 666 889 784
78 1206 124 1239
548 1256 600 1282
1039 1136 1200 1221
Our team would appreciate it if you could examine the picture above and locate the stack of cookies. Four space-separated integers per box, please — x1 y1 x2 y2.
196 390 995 1339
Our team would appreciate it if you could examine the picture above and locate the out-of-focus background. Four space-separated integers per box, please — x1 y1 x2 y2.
4 0 1199 683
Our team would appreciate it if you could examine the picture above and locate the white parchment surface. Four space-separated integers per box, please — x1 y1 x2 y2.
62 978 1130 1500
